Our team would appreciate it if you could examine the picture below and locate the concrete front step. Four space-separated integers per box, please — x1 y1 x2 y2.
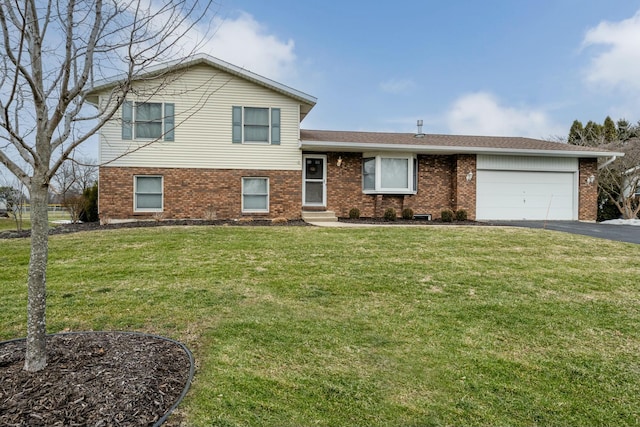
301 210 338 222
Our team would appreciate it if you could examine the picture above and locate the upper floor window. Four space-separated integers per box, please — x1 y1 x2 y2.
232 106 280 145
362 154 417 194
122 101 174 141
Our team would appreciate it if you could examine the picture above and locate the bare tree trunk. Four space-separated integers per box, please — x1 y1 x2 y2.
0 0 216 372
24 175 49 372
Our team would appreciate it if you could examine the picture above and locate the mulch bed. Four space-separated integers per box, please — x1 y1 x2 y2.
0 217 487 240
0 332 192 426
338 217 484 226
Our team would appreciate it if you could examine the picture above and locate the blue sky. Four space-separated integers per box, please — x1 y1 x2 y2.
196 0 640 140
4 0 640 184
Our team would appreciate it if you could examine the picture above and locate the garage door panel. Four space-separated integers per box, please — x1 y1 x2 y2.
477 170 575 220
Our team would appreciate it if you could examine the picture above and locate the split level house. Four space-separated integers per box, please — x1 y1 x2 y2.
87 54 622 222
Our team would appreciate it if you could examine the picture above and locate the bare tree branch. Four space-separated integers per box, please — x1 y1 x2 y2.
0 0 217 372
598 139 640 219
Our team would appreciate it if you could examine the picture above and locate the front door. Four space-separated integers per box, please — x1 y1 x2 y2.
303 155 326 207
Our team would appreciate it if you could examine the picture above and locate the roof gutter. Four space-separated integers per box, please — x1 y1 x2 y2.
300 140 625 159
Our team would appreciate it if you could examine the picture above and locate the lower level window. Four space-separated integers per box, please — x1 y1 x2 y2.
134 176 163 212
242 177 269 213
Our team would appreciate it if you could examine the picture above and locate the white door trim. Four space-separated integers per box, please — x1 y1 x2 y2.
302 154 327 207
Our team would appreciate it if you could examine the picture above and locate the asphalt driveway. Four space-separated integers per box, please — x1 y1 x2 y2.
489 221 640 244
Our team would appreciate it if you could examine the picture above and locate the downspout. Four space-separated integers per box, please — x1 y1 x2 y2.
598 155 617 170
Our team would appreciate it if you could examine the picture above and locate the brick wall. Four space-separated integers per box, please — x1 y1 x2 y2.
324 152 463 219
578 158 598 221
453 154 477 220
99 167 302 220
324 153 369 216
100 155 599 222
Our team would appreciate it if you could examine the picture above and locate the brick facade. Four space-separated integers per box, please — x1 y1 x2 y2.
323 152 476 220
578 158 598 221
100 155 599 222
452 154 477 219
99 167 302 220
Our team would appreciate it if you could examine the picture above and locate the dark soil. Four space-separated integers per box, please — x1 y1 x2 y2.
338 217 484 226
0 332 191 426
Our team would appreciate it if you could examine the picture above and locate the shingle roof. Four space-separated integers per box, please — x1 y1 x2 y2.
300 129 623 158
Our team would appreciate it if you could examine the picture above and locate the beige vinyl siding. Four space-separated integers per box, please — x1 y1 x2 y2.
98 64 302 170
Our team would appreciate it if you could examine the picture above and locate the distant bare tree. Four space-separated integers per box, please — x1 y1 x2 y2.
62 193 86 223
0 0 215 371
0 178 26 230
51 158 97 223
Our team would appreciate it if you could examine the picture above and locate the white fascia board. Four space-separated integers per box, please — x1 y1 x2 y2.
299 140 625 158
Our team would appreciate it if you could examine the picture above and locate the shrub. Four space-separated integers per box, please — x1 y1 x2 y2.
401 208 414 220
441 209 454 222
455 209 468 221
348 207 361 219
204 205 217 221
80 182 99 222
63 195 85 224
383 207 397 221
100 213 111 225
597 197 619 222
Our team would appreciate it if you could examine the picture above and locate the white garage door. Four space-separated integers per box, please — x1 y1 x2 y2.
476 170 576 220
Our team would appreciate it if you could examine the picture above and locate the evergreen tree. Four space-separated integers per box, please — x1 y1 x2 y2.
584 120 602 145
79 182 99 223
568 119 584 145
603 116 617 143
617 119 631 142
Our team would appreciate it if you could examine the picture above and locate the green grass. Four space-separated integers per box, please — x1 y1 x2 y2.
0 217 29 231
0 211 71 231
1 225 639 426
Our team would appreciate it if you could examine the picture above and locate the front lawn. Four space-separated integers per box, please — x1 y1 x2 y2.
1 226 639 426
0 211 71 232
0 217 28 231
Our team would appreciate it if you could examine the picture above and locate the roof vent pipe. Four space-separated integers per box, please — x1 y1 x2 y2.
415 119 425 138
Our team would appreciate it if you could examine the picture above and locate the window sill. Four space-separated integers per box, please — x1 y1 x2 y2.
363 191 417 196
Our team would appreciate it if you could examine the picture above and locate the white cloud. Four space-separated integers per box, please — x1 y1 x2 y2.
445 92 564 139
202 12 298 81
582 10 640 91
379 78 416 94
148 8 298 82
